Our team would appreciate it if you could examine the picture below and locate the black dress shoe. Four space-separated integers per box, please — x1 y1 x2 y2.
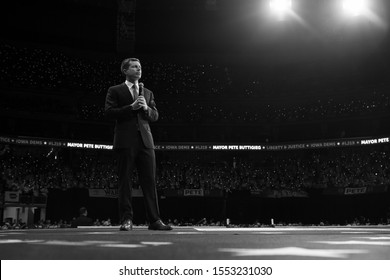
148 220 172 231
119 219 133 231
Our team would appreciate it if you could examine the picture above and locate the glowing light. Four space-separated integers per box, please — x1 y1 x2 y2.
342 0 367 16
270 0 292 16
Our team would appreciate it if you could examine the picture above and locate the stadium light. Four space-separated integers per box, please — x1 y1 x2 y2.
269 0 292 17
342 0 367 16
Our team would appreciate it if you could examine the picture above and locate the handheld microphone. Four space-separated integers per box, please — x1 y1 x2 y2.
138 82 147 111
138 82 144 96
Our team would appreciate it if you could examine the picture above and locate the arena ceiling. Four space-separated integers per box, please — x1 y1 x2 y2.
2 0 389 69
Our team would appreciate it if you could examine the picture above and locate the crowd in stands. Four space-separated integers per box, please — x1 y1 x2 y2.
1 141 389 228
1 42 389 126
158 147 390 192
76 89 390 125
2 89 389 127
0 145 117 194
1 144 389 196
156 92 390 124
0 217 113 230
0 42 230 97
2 214 389 229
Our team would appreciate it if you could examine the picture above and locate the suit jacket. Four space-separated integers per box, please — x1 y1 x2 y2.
71 216 93 228
105 83 158 149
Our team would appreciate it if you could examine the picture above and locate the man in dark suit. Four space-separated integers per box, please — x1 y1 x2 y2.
105 58 172 231
71 207 93 228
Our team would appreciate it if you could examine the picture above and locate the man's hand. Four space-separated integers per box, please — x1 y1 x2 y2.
131 96 148 111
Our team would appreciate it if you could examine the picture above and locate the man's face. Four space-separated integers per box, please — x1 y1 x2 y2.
124 60 142 82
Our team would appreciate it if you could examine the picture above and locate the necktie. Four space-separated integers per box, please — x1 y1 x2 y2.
132 84 139 100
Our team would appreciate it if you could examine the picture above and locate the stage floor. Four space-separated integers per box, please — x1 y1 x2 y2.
1 226 390 259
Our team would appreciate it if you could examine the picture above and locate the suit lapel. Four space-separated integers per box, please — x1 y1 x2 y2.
142 87 149 103
120 83 135 101
120 82 149 103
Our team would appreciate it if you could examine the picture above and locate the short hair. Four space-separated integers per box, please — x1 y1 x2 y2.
79 207 88 216
121 58 140 75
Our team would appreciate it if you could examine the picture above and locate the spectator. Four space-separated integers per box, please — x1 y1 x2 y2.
70 207 93 228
